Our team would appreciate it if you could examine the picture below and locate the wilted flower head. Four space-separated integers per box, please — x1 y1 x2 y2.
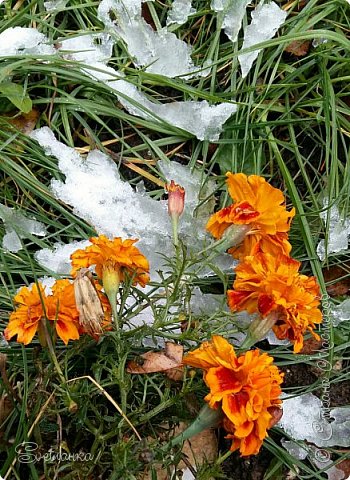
166 180 185 219
227 252 322 353
73 269 112 337
183 336 284 456
206 173 295 258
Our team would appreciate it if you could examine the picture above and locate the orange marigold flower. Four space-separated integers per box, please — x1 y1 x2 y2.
183 336 284 456
206 173 295 258
227 252 322 353
4 283 46 345
70 235 150 288
4 281 80 345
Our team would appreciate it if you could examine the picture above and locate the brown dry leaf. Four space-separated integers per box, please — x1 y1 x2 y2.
285 40 311 57
323 262 350 297
127 342 183 380
268 406 283 428
299 337 322 355
333 458 350 478
140 422 217 480
1 108 40 134
73 269 104 336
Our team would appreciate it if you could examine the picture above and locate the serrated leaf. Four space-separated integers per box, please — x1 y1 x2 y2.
0 82 32 113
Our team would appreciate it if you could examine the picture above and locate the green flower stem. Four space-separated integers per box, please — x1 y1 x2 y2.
108 290 119 333
41 318 77 412
171 215 179 247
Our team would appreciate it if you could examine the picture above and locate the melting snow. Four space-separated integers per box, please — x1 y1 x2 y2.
30 127 231 277
97 0 199 78
238 2 287 78
35 240 91 275
279 393 350 447
0 203 47 253
331 299 350 327
317 200 350 261
166 0 195 26
211 0 251 43
0 27 55 56
44 0 68 11
0 26 236 140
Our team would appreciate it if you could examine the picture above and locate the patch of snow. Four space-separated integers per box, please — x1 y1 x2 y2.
238 2 287 78
182 468 195 480
282 442 346 480
0 203 47 253
35 240 91 275
212 0 251 43
331 299 350 327
97 0 198 78
266 330 291 346
166 0 195 26
279 393 350 447
44 0 68 11
281 439 308 460
58 37 236 141
38 276 58 295
0 27 55 56
60 33 114 63
31 128 230 277
317 200 350 261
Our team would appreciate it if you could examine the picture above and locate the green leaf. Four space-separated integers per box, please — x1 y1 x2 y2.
0 82 32 113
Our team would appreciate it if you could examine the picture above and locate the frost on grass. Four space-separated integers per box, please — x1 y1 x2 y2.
97 0 199 78
35 240 91 275
211 0 251 43
166 0 195 26
317 200 350 261
238 2 287 78
0 203 47 253
0 27 55 56
30 127 229 276
279 393 350 447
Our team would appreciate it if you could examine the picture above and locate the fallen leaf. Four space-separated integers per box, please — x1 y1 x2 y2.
334 458 350 478
127 342 183 381
299 337 322 355
0 108 39 135
285 40 311 57
323 262 350 297
268 406 283 428
140 422 217 480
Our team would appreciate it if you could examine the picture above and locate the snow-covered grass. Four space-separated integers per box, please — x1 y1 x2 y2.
1 0 350 479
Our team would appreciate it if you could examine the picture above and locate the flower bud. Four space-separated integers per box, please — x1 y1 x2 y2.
102 264 120 300
166 180 185 219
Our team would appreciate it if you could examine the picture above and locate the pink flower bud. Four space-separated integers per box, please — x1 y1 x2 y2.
166 180 185 219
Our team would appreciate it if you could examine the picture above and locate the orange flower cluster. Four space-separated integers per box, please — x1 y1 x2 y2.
4 279 110 345
183 336 284 456
5 235 149 345
206 172 322 352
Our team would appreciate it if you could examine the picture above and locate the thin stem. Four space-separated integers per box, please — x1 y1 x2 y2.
108 291 119 332
172 215 179 247
41 318 77 412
